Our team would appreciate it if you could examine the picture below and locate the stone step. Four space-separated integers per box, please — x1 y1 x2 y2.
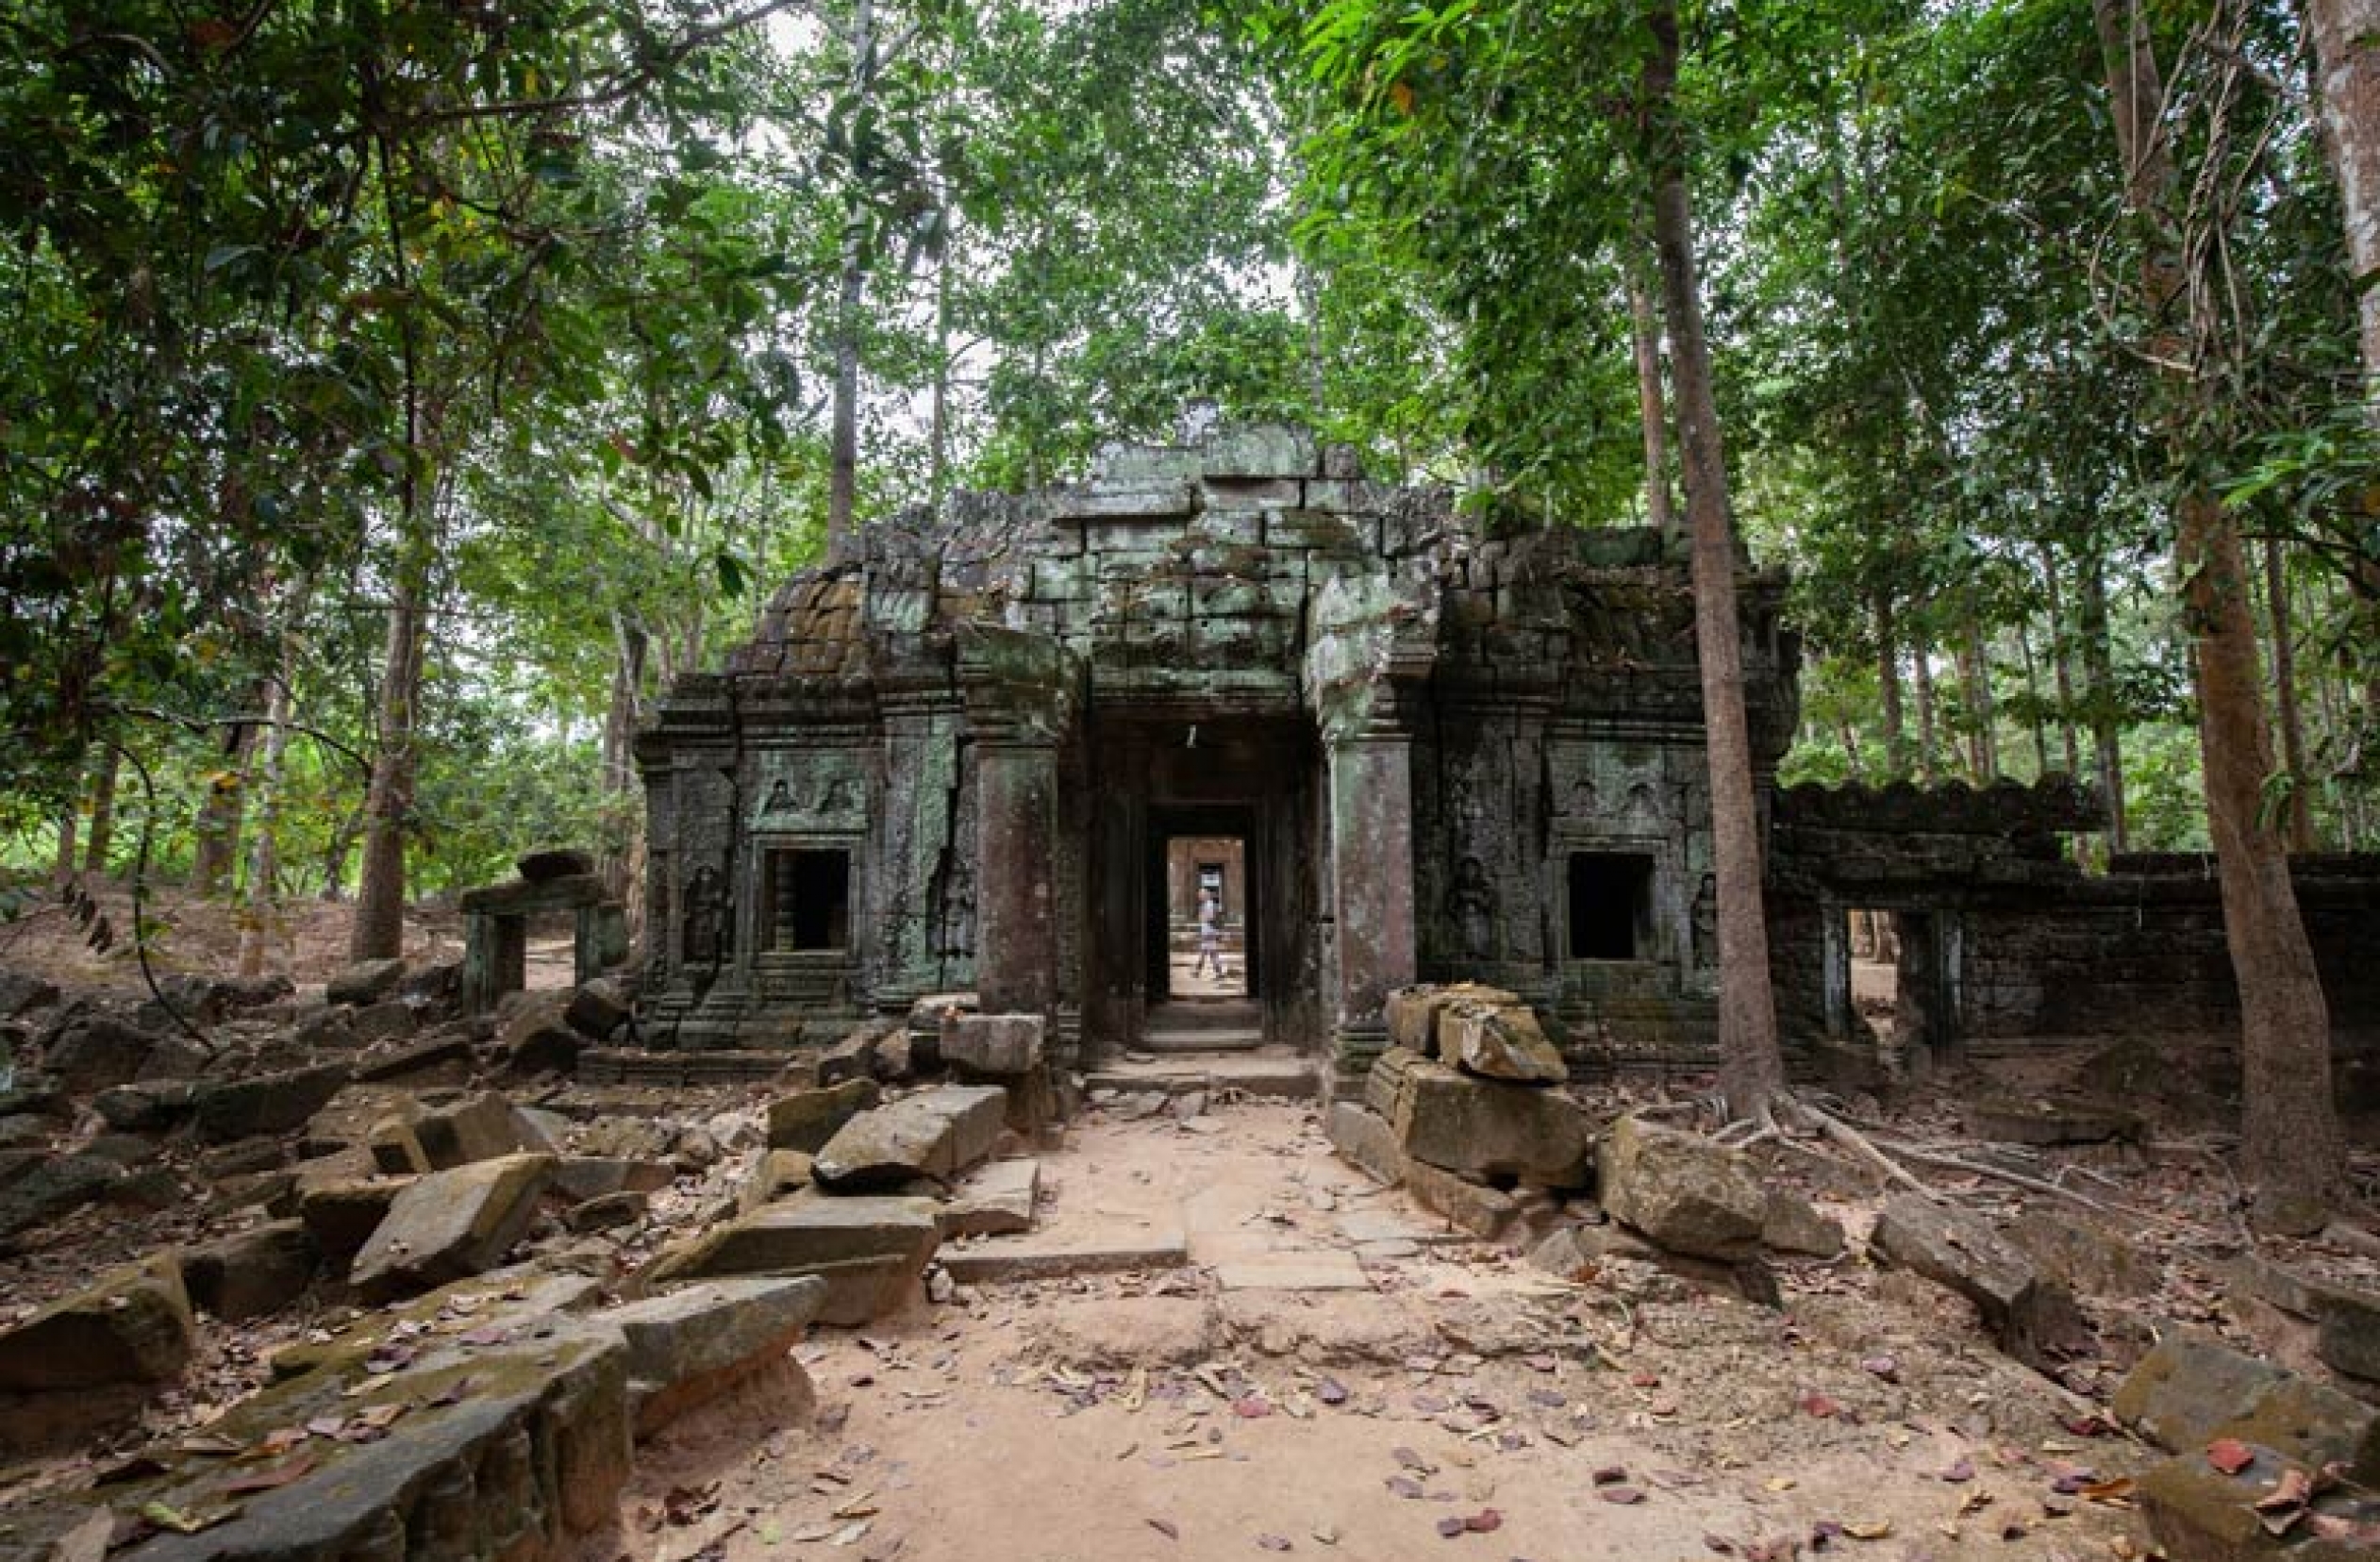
1086 1055 1320 1101
1147 1001 1261 1032
1142 1026 1264 1054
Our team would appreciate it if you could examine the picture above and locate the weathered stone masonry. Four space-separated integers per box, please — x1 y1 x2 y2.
634 424 1798 1088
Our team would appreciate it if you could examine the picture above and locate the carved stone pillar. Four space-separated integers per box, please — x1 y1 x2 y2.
974 732 1060 1016
1326 725 1417 1082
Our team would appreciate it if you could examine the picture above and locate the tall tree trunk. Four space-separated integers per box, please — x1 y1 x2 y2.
351 543 428 959
600 610 650 912
53 801 78 886
1644 0 1784 1122
1912 640 1940 782
1626 255 1676 536
2098 0 2339 1225
2307 0 2380 383
824 0 875 564
83 746 118 876
239 663 298 977
1875 590 1909 775
2016 623 2053 777
2266 536 2316 851
1838 720 1864 781
2039 543 2085 777
1958 615 1999 780
192 721 259 898
2078 553 2128 848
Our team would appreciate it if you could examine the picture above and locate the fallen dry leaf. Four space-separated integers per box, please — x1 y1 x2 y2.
2205 1438 2255 1475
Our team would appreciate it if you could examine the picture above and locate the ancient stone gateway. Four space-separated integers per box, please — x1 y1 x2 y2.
634 424 1797 1091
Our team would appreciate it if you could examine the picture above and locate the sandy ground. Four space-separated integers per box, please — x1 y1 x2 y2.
593 1104 2149 1562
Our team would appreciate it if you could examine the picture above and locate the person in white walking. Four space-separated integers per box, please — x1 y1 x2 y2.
1193 887 1224 978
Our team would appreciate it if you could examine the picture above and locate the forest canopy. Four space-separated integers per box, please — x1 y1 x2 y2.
2 0 2376 934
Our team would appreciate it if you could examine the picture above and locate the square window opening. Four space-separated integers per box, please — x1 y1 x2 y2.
768 848 851 951
1568 852 1654 960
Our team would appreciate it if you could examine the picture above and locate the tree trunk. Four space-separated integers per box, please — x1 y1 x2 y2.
1875 590 1909 775
2078 554 2128 848
2039 542 2085 777
2266 535 2316 851
824 0 875 564
83 746 118 876
600 610 650 911
191 722 259 898
1912 638 1939 782
351 552 427 959
1644 0 1784 1122
52 801 78 886
2016 623 2053 777
2307 0 2380 385
1626 255 1676 536
2098 0 2339 1225
1958 615 1998 780
239 666 297 977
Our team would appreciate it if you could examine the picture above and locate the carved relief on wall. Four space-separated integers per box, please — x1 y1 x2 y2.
1447 854 1498 964
751 752 870 830
683 864 732 966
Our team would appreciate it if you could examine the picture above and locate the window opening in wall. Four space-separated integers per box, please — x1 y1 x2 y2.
767 848 851 951
1846 907 1901 1046
1567 852 1653 959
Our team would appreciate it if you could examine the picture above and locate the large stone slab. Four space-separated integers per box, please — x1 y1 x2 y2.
1598 1116 1765 1261
0 1152 126 1239
2138 1443 2380 1561
940 1158 1040 1237
2114 1333 2380 1481
766 1077 882 1153
372 1090 546 1172
349 1153 556 1302
940 1014 1045 1075
1371 1050 1592 1188
812 1085 1007 1190
1383 984 1520 1058
0 1254 192 1391
1437 1001 1566 1084
192 1061 353 1144
325 956 409 1007
607 1276 826 1437
1871 1193 2086 1371
179 1220 321 1322
645 1197 940 1325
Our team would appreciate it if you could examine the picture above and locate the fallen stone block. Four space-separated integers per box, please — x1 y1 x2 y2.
1325 1101 1405 1188
818 1024 891 1087
767 1077 882 1153
1599 1116 1765 1261
2114 1333 2380 1480
2138 1442 2380 1561
179 1220 321 1322
1375 1051 1592 1188
813 1085 1007 1191
1437 1001 1566 1083
192 1061 353 1144
941 1159 1040 1238
740 1149 815 1213
2317 1283 2380 1384
941 1013 1044 1075
607 1276 826 1438
353 1028 475 1085
93 1079 197 1134
42 1016 168 1094
0 969 60 1018
553 1155 675 1204
349 1153 557 1302
2007 1209 2156 1299
1760 1188 1847 1259
1871 1193 2087 1371
0 1152 126 1240
1399 1158 1520 1242
565 976 633 1041
1384 983 1522 1057
1964 1094 2144 1148
0 1254 192 1392
346 999 416 1045
565 1190 649 1233
372 1089 544 1172
496 991 583 1075
297 1175 412 1263
326 955 409 1007
646 1197 940 1325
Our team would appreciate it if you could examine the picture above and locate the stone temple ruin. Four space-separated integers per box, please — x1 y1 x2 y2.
635 424 1797 1090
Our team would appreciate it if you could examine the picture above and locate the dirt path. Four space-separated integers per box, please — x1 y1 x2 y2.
601 1104 2147 1562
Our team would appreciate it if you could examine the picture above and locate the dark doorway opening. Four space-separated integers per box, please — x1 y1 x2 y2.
766 848 850 951
1146 806 1260 1005
1567 851 1654 959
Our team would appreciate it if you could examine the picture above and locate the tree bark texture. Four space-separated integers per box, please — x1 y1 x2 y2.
239 665 297 977
1626 258 1676 535
1645 0 1785 1122
191 721 258 898
824 0 875 564
2097 0 2340 1221
83 745 118 875
2307 0 2380 384
1875 590 1908 775
2265 536 2316 851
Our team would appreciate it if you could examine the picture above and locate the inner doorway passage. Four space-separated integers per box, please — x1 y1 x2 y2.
1163 834 1248 1000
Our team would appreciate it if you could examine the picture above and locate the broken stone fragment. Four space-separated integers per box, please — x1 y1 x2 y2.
2113 1332 2380 1480
1598 1118 1766 1262
1870 1192 2087 1371
812 1085 1007 1191
192 1060 353 1144
1384 983 1523 1059
565 975 633 1041
179 1219 322 1322
1759 1188 1846 1259
1962 1094 2144 1147
372 1089 546 1172
766 1077 882 1154
645 1196 940 1326
564 1189 650 1234
1370 1049 1592 1188
0 1152 126 1240
552 1155 675 1204
940 1158 1040 1238
740 1149 816 1213
0 1253 193 1391
2136 1440 2380 1562
817 1023 894 1086
607 1275 826 1438
940 1013 1045 1075
348 1152 557 1302
325 955 409 1008
495 989 584 1075
1436 1001 1566 1084
296 1174 412 1262
42 1015 171 1094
